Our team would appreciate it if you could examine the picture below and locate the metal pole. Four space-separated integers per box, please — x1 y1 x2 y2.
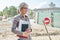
43 21 52 40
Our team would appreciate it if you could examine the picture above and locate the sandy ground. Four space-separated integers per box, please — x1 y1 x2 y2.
0 21 60 40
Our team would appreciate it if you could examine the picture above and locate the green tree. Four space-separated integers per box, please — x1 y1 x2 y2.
0 11 3 16
2 6 17 18
3 7 9 18
30 10 33 19
9 6 17 17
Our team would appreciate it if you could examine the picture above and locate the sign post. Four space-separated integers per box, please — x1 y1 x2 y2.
43 18 52 40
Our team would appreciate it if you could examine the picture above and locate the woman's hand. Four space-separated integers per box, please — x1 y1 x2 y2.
26 28 31 33
22 28 31 36
22 31 29 37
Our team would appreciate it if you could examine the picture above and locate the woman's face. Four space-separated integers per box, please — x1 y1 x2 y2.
20 7 28 15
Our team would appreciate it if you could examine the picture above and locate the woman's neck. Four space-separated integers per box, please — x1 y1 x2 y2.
21 14 26 18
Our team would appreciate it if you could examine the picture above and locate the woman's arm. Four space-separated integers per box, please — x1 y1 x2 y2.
11 18 23 35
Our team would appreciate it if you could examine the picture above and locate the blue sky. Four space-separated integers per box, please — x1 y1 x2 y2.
0 0 60 11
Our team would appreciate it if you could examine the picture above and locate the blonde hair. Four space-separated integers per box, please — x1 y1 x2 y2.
17 2 28 13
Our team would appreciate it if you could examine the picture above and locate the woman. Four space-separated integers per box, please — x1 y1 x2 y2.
12 2 32 40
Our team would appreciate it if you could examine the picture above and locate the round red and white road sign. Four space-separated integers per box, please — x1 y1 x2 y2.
44 18 50 25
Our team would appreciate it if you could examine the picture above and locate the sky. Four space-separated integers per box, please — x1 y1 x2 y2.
0 0 60 11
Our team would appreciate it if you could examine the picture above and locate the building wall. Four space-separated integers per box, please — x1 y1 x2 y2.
35 9 60 28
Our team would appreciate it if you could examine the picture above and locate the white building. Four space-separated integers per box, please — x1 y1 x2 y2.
33 2 60 28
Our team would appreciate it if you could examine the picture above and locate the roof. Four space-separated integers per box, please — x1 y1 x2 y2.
33 7 60 11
